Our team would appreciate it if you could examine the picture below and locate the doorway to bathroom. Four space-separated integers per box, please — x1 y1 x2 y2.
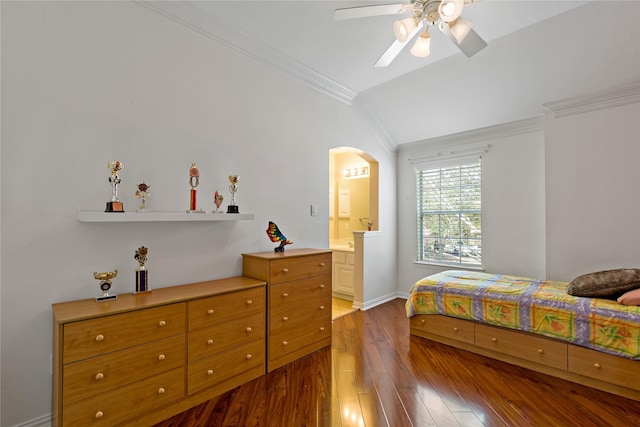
329 147 379 310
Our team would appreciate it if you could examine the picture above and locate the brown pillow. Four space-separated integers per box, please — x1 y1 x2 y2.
567 268 640 298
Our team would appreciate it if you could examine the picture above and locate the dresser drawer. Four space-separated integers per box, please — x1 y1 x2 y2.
270 297 331 333
188 287 265 331
476 324 567 370
62 367 184 426
410 315 474 345
269 253 332 284
63 334 184 405
63 304 185 364
188 311 265 361
269 317 332 361
269 276 331 309
568 345 640 389
188 340 265 395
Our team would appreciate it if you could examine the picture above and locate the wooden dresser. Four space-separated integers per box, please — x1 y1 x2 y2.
242 248 332 372
52 276 266 427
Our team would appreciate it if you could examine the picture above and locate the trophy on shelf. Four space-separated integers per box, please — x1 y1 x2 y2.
93 270 118 301
227 175 239 214
134 246 150 293
135 182 151 212
213 191 224 213
105 161 124 212
188 163 205 213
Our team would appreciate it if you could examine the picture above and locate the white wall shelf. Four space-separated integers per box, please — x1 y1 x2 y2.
77 211 254 223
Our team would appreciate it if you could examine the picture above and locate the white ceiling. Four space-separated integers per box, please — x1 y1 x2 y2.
141 0 640 147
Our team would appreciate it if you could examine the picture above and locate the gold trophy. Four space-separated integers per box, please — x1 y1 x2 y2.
105 161 124 212
227 175 239 213
94 270 118 301
135 182 151 212
134 246 150 293
188 163 205 213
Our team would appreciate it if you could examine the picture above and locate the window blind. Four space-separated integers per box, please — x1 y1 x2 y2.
416 160 482 267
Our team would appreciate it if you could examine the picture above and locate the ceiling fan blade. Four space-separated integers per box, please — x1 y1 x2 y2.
456 29 487 57
439 23 487 57
333 3 411 21
374 20 424 67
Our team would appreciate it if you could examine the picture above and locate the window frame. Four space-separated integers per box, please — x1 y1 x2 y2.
415 157 482 268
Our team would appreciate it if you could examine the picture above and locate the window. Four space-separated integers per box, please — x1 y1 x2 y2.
416 159 481 267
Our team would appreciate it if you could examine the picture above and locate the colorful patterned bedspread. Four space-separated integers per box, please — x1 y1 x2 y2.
406 270 640 359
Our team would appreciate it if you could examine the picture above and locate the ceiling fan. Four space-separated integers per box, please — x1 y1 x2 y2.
334 0 487 67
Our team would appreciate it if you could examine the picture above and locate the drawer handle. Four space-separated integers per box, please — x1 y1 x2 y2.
246 354 253 360
594 363 601 369
158 354 166 361
158 387 165 395
491 337 497 342
319 262 326 267
282 268 289 273
537 349 544 354
283 340 288 346
320 305 325 310
283 293 289 298
246 327 252 333
320 326 325 332
207 339 214 345
207 309 214 315
421 319 425 324
283 316 289 321
158 320 167 327
95 334 104 342
95 411 104 419
320 284 325 288
207 369 214 376
246 299 253 305
453 327 458 332
95 373 104 381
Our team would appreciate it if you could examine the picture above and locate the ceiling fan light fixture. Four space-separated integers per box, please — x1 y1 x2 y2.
438 0 465 23
448 18 473 43
393 17 417 42
410 31 431 57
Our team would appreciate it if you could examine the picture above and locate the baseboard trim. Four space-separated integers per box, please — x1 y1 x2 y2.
359 292 401 311
11 413 51 427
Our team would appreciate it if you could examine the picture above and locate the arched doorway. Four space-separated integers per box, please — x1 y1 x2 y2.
329 147 379 308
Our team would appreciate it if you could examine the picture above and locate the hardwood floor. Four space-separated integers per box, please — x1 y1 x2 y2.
153 298 640 427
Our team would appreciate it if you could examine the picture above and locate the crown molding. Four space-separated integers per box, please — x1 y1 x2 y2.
542 82 640 118
398 116 544 154
135 1 357 105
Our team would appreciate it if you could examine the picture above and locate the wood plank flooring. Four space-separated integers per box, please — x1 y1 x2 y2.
153 298 640 426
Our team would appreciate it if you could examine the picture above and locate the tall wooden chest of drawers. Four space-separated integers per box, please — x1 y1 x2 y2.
52 276 266 427
242 248 332 372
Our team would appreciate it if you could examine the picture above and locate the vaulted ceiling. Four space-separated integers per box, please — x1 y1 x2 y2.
140 1 640 148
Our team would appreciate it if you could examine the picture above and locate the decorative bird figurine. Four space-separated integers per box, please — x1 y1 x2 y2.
266 221 293 252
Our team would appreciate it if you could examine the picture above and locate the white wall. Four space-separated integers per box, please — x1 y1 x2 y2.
396 119 547 294
0 2 396 425
545 95 640 281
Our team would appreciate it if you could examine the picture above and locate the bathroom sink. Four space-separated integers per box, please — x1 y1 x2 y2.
330 243 354 252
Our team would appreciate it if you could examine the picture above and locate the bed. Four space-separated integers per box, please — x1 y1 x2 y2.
406 270 640 400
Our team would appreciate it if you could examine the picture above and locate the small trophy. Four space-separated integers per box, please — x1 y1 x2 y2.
105 161 124 212
93 270 118 301
213 191 224 213
188 163 205 213
135 182 151 212
134 246 150 293
227 175 239 214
